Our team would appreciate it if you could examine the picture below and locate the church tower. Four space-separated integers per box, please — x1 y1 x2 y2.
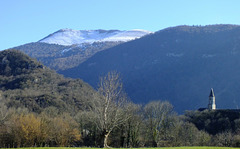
208 88 216 110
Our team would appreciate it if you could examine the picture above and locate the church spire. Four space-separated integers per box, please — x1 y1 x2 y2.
209 88 215 97
208 88 216 110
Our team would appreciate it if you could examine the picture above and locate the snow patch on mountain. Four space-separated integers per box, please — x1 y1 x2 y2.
166 53 184 57
39 29 152 46
202 54 216 58
61 47 73 54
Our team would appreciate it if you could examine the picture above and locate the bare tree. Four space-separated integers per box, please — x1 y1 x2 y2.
91 71 131 148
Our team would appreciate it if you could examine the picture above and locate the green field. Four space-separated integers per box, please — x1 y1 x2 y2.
1 147 240 149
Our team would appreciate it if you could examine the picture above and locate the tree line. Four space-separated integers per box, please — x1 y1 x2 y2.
1 72 240 148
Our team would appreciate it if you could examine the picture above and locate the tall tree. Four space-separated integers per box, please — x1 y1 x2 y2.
144 100 174 147
90 71 131 148
0 92 12 125
124 103 143 147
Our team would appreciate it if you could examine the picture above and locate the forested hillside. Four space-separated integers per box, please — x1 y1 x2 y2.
1 50 240 148
59 25 240 113
13 41 122 71
186 110 240 135
0 49 95 113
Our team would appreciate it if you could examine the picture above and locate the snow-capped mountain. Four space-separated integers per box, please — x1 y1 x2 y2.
39 29 152 46
13 24 240 114
59 25 240 113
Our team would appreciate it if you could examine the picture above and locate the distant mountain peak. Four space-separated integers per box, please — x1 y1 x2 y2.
157 24 240 34
39 29 153 46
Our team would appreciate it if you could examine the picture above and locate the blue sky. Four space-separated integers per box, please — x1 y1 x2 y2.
1 0 240 50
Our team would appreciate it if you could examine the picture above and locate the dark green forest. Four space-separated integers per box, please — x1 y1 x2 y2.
1 50 240 148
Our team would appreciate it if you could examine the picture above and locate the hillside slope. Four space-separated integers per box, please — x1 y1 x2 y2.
60 25 240 113
13 41 121 71
0 50 95 114
13 29 152 71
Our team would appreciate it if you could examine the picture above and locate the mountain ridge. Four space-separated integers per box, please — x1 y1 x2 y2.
59 24 240 113
13 41 123 71
11 24 240 113
39 28 152 46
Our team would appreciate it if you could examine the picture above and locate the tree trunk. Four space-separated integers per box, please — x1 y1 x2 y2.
104 133 110 148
